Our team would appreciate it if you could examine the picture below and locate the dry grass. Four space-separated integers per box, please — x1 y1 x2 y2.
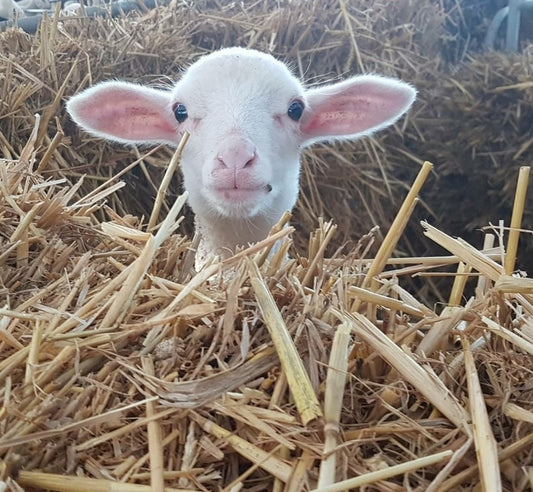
0 118 532 490
1 0 533 490
0 0 531 301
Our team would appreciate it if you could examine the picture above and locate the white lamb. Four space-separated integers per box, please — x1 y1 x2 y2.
67 47 416 268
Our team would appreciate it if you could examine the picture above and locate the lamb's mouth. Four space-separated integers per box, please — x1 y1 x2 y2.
213 184 273 203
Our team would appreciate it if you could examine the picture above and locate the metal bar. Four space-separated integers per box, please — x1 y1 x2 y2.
0 0 169 33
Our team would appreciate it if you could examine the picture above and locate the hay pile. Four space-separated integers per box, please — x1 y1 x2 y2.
1 0 533 490
1 0 532 299
1 123 533 491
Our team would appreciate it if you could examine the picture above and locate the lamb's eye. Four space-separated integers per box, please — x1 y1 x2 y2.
173 103 188 123
287 100 304 122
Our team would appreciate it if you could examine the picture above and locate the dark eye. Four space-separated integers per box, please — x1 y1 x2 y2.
287 100 304 122
173 103 188 123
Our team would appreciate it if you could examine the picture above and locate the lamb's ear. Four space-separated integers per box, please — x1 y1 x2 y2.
299 75 416 146
66 81 178 144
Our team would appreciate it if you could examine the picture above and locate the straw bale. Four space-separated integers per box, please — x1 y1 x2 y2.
3 0 445 247
1 1 533 490
403 49 533 263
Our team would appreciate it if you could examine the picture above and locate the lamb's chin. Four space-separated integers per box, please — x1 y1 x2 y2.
208 195 270 219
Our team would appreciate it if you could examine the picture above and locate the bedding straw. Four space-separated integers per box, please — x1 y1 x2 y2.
311 450 453 492
247 258 323 425
504 166 530 275
462 336 502 492
317 323 351 489
0 1 532 490
358 161 433 293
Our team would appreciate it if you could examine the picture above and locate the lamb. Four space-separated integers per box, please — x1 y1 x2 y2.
67 47 416 268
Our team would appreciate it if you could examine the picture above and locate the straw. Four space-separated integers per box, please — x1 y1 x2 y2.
1 2 532 489
141 357 166 492
16 471 199 492
311 450 452 492
190 412 292 483
359 161 433 293
462 336 502 492
148 132 189 232
247 258 323 425
504 166 530 275
344 311 470 430
317 323 351 488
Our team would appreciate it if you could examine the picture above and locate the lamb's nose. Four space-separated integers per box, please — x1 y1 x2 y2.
216 140 257 170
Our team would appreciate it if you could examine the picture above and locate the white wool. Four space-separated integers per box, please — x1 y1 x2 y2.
67 47 416 269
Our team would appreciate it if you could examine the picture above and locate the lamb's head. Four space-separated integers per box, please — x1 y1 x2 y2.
67 47 416 260
169 49 306 221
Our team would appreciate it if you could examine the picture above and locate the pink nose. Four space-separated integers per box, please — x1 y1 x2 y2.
216 140 257 170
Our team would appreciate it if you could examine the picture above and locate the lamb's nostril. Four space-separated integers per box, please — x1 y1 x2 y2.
216 155 228 169
243 151 257 168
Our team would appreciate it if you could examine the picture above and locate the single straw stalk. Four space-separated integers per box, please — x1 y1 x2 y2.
481 316 533 355
287 450 316 491
494 275 533 293
416 304 465 357
190 411 292 483
504 166 530 275
148 132 190 231
351 161 432 313
357 250 501 266
422 222 503 281
224 226 294 266
448 262 471 306
16 471 199 492
247 258 323 425
220 444 285 492
0 397 159 451
19 114 40 163
75 408 177 453
35 129 63 173
476 234 496 293
71 146 163 208
503 402 533 424
347 285 428 317
317 323 351 488
462 336 502 492
23 321 42 389
255 210 292 267
311 450 452 492
210 401 295 450
141 357 165 492
416 259 472 358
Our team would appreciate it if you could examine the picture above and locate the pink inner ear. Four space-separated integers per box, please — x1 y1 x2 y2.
301 78 415 141
69 83 178 143
97 103 176 141
303 96 383 136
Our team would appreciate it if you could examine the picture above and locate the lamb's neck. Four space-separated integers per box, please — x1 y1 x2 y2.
195 214 276 266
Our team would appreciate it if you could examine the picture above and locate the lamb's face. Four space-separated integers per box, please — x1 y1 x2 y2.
170 49 305 219
67 46 417 258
